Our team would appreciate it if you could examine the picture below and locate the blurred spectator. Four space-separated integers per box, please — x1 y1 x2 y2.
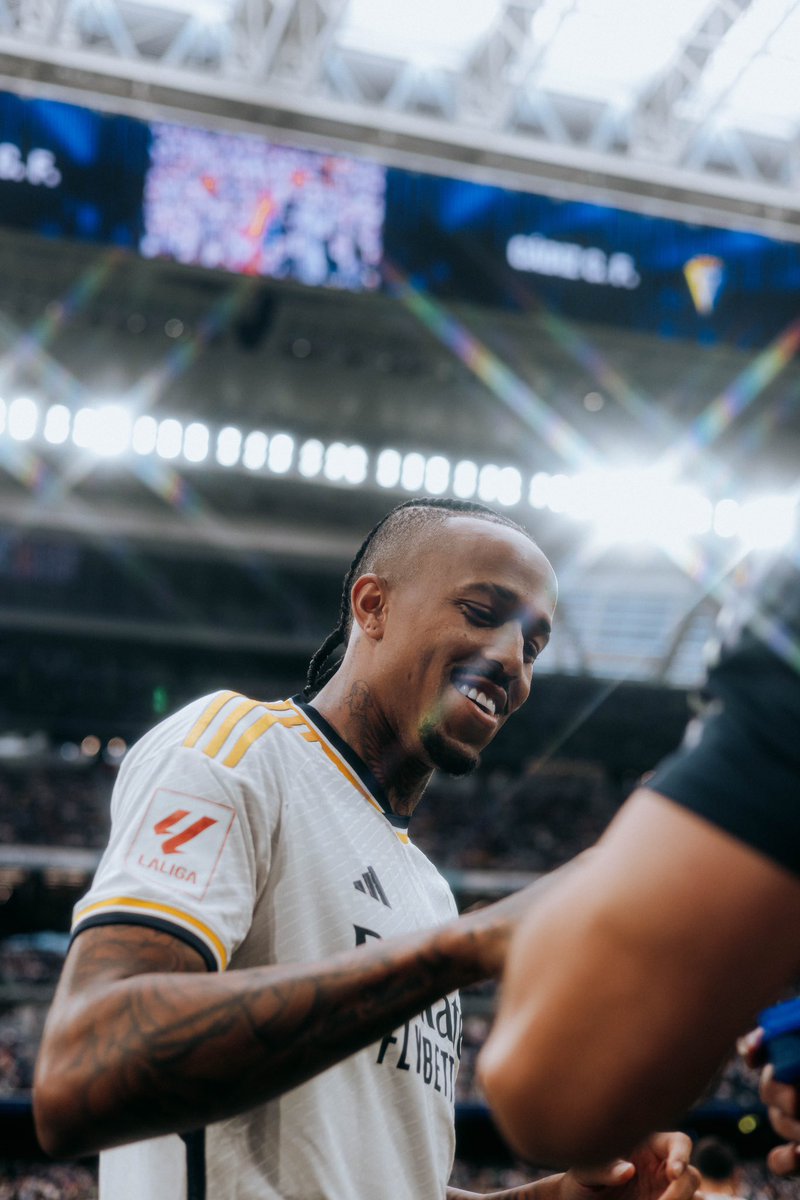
0 937 68 988
699 1057 762 1109
0 1163 96 1199
0 1005 47 1094
413 758 619 872
692 1139 746 1199
0 766 111 849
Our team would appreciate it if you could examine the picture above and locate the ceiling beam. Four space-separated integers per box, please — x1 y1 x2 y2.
0 35 800 240
628 0 756 163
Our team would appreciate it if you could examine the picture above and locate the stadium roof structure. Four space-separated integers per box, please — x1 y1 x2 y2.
0 0 800 240
0 2 797 711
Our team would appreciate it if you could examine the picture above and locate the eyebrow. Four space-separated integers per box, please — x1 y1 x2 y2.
464 581 552 640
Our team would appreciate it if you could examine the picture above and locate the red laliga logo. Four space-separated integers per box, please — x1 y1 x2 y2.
153 809 218 854
127 789 236 900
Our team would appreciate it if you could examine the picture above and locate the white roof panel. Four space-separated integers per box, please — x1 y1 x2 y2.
533 0 711 102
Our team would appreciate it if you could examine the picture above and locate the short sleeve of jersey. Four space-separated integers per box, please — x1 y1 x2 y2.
651 551 800 877
72 691 285 971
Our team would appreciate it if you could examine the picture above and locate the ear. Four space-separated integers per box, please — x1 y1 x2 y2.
350 574 387 642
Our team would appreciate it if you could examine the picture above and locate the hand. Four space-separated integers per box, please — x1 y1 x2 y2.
446 1132 698 1200
457 881 548 979
560 1132 700 1200
739 1027 800 1176
457 856 589 980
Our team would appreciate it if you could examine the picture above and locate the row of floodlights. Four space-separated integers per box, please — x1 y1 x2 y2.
0 397 526 505
0 397 796 549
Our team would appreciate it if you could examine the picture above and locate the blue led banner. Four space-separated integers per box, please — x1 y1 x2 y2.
0 91 149 245
0 87 799 349
383 170 800 349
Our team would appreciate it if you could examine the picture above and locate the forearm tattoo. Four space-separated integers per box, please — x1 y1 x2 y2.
41 919 485 1152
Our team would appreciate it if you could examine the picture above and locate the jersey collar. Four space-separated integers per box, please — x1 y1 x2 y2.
293 696 411 833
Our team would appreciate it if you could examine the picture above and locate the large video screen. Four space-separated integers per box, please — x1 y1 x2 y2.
0 91 149 245
0 86 799 348
383 170 800 349
140 122 385 291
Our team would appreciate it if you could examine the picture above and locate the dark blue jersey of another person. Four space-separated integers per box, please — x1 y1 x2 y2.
480 541 800 1168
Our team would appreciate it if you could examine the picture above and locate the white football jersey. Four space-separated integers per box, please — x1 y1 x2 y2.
72 691 461 1200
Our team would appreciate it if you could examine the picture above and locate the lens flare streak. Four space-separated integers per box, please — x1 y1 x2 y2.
383 261 596 471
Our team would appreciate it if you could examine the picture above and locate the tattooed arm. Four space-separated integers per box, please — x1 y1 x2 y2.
34 877 546 1158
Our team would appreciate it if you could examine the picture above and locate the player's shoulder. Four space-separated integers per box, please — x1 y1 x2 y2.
131 690 303 772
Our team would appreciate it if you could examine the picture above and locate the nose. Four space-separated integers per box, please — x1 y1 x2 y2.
483 620 526 679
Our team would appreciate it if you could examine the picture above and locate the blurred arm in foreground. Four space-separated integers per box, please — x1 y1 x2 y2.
480 548 800 1167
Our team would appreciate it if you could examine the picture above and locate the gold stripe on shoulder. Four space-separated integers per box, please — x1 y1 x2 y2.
309 733 384 816
203 699 263 761
183 691 240 748
223 711 305 769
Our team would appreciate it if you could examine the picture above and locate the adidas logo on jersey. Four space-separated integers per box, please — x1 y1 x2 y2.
353 865 391 907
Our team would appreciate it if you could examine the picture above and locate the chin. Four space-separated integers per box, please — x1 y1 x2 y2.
420 725 480 777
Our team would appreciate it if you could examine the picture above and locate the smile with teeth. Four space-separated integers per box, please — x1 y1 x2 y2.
456 683 497 716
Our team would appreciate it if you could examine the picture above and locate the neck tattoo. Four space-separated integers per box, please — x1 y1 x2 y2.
345 681 430 817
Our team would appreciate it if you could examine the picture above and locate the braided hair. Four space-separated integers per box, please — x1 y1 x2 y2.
303 497 533 698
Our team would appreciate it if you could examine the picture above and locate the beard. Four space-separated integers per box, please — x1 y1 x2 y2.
420 720 480 777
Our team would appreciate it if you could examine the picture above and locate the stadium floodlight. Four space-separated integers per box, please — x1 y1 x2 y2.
299 439 324 478
738 495 796 550
326 443 369 485
424 455 450 495
156 418 183 461
497 466 522 507
44 404 71 446
91 405 132 457
216 425 242 468
8 396 38 441
671 484 712 538
324 442 349 482
565 467 714 550
268 433 294 474
453 460 478 499
529 472 550 509
568 467 652 543
545 472 572 514
713 497 740 539
376 448 402 488
243 431 268 471
132 415 158 456
401 452 426 491
183 422 210 464
344 444 368 486
478 463 500 503
71 407 93 450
